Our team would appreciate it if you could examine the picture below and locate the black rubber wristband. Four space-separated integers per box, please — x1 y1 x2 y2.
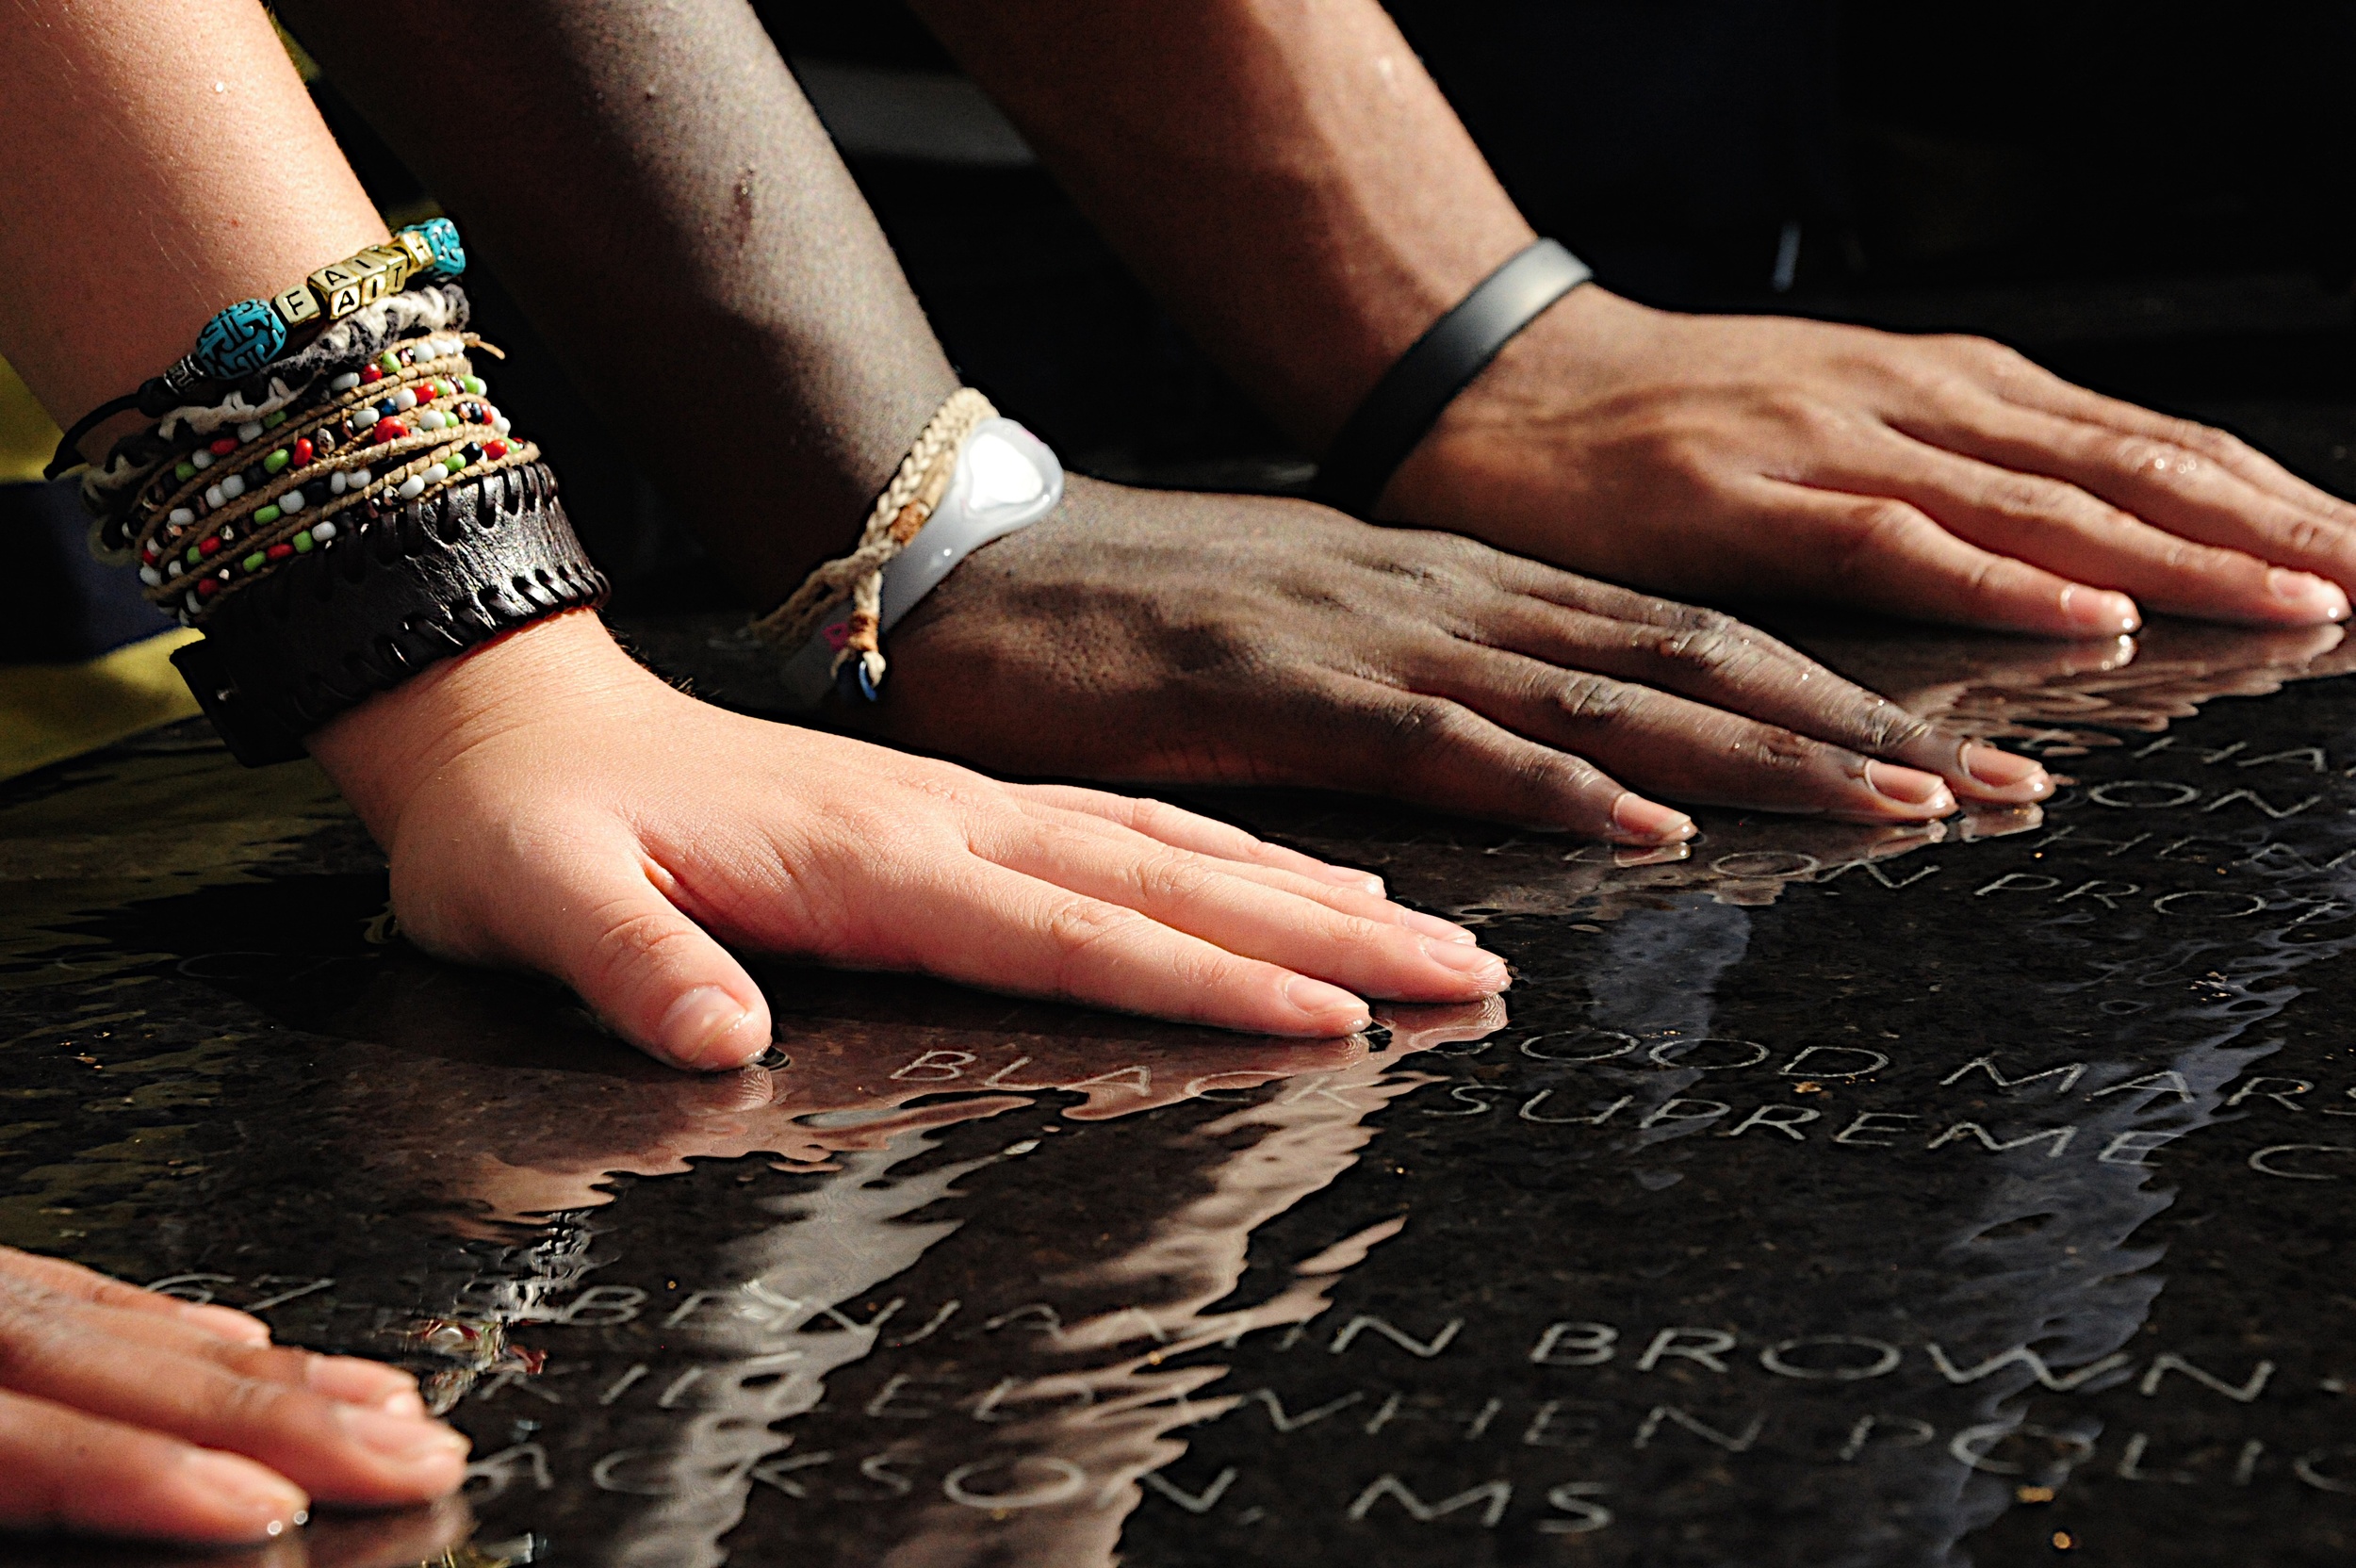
172 462 610 765
1312 237 1592 518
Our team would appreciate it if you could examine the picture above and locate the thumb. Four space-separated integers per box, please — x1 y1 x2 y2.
536 855 774 1071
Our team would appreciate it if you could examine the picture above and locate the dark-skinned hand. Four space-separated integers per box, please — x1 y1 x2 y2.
1388 289 2356 636
860 477 2052 843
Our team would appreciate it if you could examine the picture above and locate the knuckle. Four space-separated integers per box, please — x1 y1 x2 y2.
1043 898 1149 972
2156 416 2245 461
2278 514 2347 558
1827 499 1932 577
214 1372 296 1430
1743 727 1824 776
1941 333 2026 372
1858 697 1936 753
581 902 704 995
1125 848 1219 906
1644 621 1760 682
2106 433 2201 480
1554 673 1640 726
1370 694 1473 761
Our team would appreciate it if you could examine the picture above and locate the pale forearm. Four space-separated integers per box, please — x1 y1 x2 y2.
908 0 1533 446
0 0 386 438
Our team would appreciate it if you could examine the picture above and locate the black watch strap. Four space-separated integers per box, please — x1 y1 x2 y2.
172 462 609 765
1312 237 1592 518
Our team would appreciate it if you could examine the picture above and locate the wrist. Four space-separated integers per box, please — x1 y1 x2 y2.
1379 285 1649 525
308 610 649 841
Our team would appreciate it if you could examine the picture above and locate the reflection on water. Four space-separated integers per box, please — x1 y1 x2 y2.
5 621 2356 1566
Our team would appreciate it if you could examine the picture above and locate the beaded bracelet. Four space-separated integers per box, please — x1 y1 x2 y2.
166 434 543 622
48 220 467 482
141 345 533 622
82 283 472 543
138 385 515 604
125 336 493 560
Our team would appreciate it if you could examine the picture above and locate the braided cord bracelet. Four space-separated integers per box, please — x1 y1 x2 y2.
751 387 998 696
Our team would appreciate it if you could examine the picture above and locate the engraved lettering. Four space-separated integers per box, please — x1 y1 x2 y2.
1331 1315 1463 1359
1927 1122 2077 1157
1530 1322 1616 1366
1346 1474 1512 1527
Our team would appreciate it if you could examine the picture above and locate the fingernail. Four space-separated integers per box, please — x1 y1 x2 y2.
178 1302 271 1345
1310 864 1387 896
656 986 764 1070
1284 975 1370 1032
307 1355 422 1412
1959 743 2049 792
2267 568 2350 620
1609 792 1696 844
1399 908 1478 943
334 1403 472 1465
2059 583 2140 634
178 1448 308 1535
1420 939 1510 988
1865 760 1955 810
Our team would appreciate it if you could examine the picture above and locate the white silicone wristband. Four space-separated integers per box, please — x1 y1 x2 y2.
777 416 1064 710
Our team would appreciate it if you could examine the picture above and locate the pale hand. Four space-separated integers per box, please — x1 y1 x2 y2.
308 612 1510 1071
0 1246 464 1542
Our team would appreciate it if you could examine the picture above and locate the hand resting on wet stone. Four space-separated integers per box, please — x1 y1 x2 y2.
908 0 2356 637
865 476 2053 837
1385 288 2356 634
0 1245 464 1543
308 609 1514 1069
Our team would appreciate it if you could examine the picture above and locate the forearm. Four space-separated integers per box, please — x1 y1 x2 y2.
908 0 1533 447
274 0 960 603
0 0 386 441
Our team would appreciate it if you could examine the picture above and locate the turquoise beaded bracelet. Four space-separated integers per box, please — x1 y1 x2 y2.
194 218 467 380
45 219 467 480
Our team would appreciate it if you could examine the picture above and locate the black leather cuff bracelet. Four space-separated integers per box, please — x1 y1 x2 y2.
1312 237 1593 518
172 461 610 766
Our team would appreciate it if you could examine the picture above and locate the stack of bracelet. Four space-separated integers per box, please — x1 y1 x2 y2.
113 329 536 624
49 216 609 765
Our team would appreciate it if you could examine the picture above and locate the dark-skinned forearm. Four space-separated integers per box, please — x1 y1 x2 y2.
906 0 1532 449
275 0 958 602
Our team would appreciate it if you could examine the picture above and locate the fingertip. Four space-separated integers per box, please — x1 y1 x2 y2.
1282 975 1373 1037
172 1448 310 1543
304 1354 423 1412
2268 567 2350 624
1955 742 2053 803
1418 938 1512 993
1863 761 1956 815
1608 792 1695 845
1303 861 1386 896
652 984 772 1070
177 1301 272 1346
2058 583 2141 636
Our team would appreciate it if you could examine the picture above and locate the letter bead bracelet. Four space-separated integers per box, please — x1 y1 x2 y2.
49 221 609 765
47 219 467 481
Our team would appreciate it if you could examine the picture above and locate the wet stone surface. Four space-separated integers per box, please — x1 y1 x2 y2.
4 619 2356 1568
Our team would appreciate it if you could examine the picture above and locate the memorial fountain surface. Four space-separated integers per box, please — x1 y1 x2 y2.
6 612 2356 1568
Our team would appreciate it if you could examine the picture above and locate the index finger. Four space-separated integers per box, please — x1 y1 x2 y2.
0 1247 270 1347
1985 354 2356 527
1472 586 2052 805
1902 398 2356 596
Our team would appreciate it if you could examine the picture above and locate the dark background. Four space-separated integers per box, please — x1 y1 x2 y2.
17 2 2356 655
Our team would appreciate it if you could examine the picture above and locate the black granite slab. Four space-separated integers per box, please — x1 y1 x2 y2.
6 609 2356 1568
